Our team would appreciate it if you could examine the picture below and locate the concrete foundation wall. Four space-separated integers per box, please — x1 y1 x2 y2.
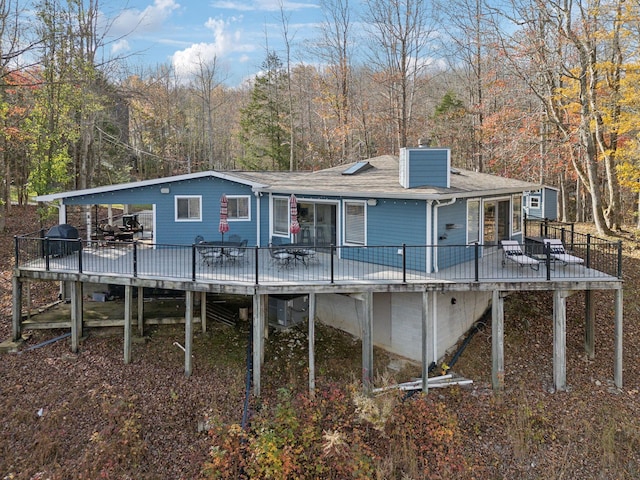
316 291 492 363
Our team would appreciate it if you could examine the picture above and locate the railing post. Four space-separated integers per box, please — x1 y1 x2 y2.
545 243 551 281
560 227 566 245
192 244 196 281
14 236 19 268
133 241 138 277
617 240 623 279
402 244 406 283
330 244 335 284
523 212 528 238
586 234 591 269
255 247 259 285
570 223 575 246
39 229 46 258
44 237 50 271
77 239 83 273
474 242 479 281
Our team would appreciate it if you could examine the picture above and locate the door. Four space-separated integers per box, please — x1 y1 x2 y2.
297 202 337 247
483 199 511 246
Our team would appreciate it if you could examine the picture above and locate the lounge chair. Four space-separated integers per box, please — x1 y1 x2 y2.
543 239 584 266
501 240 540 270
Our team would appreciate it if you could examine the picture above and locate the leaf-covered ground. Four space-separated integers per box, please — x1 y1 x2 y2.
1 206 638 479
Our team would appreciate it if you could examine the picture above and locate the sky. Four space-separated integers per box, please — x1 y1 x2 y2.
103 0 330 85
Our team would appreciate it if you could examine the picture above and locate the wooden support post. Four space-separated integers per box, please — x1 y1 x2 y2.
361 291 374 392
252 294 264 396
185 290 194 377
70 282 82 353
491 290 504 391
12 276 22 341
26 281 31 321
308 293 316 395
77 283 83 340
421 290 433 393
584 289 595 359
614 288 623 389
553 289 568 392
137 287 144 337
124 285 133 364
201 292 207 333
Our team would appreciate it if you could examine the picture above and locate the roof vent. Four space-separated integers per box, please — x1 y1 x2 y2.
342 161 373 175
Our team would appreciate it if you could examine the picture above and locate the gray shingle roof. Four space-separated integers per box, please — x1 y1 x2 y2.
233 155 540 200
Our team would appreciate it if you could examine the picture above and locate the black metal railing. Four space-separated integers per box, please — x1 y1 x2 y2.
14 235 622 286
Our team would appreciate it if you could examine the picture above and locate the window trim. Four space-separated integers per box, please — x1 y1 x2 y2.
466 198 481 244
529 196 540 209
512 194 522 235
272 196 290 237
175 195 202 222
343 200 366 246
226 195 251 222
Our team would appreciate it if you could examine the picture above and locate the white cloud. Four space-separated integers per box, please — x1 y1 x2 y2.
111 39 131 55
111 0 181 36
171 16 255 78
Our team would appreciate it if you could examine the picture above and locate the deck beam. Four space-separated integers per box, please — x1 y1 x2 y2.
12 277 22 341
124 285 133 364
421 290 434 393
185 290 194 377
361 291 374 392
308 292 316 395
70 281 82 353
137 287 144 336
252 294 265 396
553 289 570 391
614 288 623 388
491 290 505 391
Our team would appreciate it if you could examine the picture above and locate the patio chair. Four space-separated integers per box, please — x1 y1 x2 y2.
501 240 540 270
543 238 584 266
197 244 223 266
269 244 293 269
226 239 248 263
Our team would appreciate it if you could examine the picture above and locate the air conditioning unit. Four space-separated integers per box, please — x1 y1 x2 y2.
268 295 308 328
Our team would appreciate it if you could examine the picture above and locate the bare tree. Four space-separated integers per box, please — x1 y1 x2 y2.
362 0 438 151
191 55 229 170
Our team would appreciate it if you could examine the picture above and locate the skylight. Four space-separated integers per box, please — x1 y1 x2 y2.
342 161 373 175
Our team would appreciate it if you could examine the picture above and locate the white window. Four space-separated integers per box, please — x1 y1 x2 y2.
273 197 289 236
529 196 540 209
512 195 522 234
344 200 365 245
175 195 201 221
467 199 480 244
227 195 250 221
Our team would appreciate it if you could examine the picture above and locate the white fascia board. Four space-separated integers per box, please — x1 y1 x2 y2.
36 171 267 202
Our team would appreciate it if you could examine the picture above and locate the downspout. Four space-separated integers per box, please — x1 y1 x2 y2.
426 200 433 273
432 197 457 272
254 191 261 246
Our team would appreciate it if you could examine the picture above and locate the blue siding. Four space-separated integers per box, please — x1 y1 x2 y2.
435 200 476 270
543 188 558 220
406 148 450 188
368 199 427 246
341 198 427 271
64 177 258 246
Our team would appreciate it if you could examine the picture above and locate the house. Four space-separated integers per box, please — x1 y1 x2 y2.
524 186 559 221
12 148 624 396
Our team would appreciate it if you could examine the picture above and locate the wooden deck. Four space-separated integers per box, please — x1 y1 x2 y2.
14 242 622 295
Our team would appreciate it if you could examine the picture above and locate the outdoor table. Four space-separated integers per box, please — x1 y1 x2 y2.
285 243 316 266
